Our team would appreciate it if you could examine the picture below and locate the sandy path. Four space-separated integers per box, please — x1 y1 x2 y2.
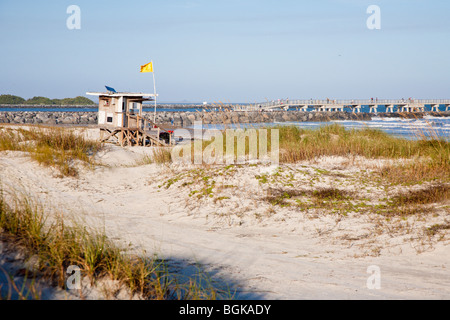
1 149 449 299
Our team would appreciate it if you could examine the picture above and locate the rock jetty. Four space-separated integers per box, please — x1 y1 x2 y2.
0 110 448 127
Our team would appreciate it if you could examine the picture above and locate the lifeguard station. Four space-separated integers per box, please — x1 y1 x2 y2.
87 86 173 147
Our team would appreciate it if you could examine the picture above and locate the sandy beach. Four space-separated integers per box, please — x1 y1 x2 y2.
0 125 449 300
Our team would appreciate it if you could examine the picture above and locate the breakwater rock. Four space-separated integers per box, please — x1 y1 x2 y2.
0 110 370 126
0 111 98 125
155 111 374 127
0 110 448 127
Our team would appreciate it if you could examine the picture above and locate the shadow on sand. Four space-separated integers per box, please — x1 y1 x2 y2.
0 244 266 300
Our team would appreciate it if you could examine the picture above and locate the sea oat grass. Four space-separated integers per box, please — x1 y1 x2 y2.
376 158 449 185
152 147 172 164
273 124 450 163
262 182 448 217
0 192 224 300
263 187 355 210
426 221 450 237
391 183 449 206
0 127 102 177
167 124 449 168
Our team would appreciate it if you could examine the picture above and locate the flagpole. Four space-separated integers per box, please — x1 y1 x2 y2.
152 60 157 124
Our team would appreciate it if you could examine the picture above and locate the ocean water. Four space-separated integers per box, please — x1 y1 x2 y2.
285 116 450 140
337 116 449 140
194 116 450 141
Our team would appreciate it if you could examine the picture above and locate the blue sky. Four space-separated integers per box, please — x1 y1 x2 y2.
0 0 449 103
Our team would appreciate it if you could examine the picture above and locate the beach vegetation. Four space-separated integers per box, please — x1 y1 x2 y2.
264 187 355 210
262 182 449 217
162 124 449 179
137 148 172 166
0 192 228 300
425 222 450 237
273 124 449 163
0 127 102 177
152 147 172 164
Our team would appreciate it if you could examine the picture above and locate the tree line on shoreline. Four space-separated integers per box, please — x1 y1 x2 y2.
0 94 95 105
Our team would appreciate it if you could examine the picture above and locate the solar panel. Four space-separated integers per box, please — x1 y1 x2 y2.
105 86 117 93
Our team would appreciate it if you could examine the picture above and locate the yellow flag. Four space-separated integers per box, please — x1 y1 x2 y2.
140 61 153 73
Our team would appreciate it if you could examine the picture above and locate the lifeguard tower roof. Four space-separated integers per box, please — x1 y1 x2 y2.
86 91 157 98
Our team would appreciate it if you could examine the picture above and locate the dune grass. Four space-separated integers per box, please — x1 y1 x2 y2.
391 183 449 207
375 140 449 184
170 123 448 162
264 187 354 207
262 182 449 217
151 147 172 164
274 124 449 185
0 192 226 300
168 124 448 185
0 126 102 177
135 147 173 166
274 124 449 162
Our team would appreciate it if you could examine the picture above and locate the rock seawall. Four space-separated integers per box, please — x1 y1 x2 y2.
0 112 98 125
0 110 448 127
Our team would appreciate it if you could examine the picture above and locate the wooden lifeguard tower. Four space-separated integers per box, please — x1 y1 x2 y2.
87 87 173 147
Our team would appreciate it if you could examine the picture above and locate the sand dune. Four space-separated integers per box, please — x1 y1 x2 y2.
0 127 449 299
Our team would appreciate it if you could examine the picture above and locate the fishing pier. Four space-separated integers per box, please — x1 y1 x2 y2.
233 99 450 113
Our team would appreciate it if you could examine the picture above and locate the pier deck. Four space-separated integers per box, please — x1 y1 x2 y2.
234 99 450 113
